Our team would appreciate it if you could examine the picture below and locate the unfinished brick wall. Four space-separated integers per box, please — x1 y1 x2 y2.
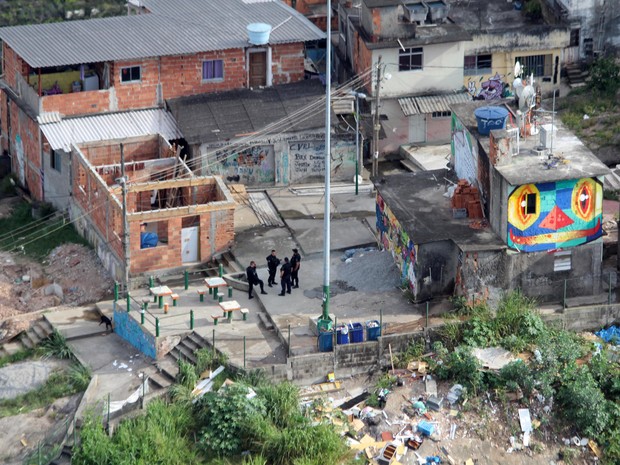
272 43 305 85
353 31 373 94
8 101 43 199
2 44 28 89
200 209 235 259
80 138 160 165
41 90 111 116
130 217 183 274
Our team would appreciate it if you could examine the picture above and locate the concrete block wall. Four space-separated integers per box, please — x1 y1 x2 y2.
113 306 157 360
8 102 43 199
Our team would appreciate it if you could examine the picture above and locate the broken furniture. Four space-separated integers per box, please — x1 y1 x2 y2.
376 441 399 465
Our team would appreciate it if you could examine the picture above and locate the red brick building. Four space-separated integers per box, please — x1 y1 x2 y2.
0 0 324 279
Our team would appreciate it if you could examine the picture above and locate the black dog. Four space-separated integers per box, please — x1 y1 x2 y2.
99 314 113 331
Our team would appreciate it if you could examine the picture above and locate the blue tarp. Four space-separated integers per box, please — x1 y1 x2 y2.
140 232 158 249
596 325 620 344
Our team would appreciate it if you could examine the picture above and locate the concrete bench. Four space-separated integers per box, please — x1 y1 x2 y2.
171 293 179 306
197 289 207 302
211 314 224 326
240 308 249 321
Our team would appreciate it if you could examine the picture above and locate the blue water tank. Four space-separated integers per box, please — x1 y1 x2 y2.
474 106 509 135
247 23 272 45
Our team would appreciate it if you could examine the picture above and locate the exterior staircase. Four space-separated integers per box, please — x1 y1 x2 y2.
148 332 211 390
0 317 54 357
565 62 589 88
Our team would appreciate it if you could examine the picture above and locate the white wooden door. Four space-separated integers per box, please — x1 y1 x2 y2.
181 226 199 263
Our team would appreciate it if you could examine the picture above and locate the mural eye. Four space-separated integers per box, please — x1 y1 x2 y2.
572 179 595 221
509 184 540 230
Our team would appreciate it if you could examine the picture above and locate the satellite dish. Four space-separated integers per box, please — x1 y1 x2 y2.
514 61 522 78
520 85 536 111
513 78 524 98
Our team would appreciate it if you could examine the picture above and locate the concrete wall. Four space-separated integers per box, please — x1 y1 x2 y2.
416 240 458 301
200 133 356 187
113 306 157 360
42 147 72 211
371 43 464 98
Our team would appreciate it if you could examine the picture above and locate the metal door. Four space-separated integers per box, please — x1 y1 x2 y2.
409 114 426 143
181 226 199 263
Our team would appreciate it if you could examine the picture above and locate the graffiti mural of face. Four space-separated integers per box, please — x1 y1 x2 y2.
477 73 504 100
507 178 603 252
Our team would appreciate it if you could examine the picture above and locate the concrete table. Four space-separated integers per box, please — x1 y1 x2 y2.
150 285 173 309
219 300 241 322
205 277 228 298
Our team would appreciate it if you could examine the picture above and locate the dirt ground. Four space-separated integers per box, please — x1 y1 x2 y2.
0 197 114 342
334 374 596 465
0 393 82 465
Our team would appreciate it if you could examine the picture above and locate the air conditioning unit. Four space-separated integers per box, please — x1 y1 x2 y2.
540 124 557 149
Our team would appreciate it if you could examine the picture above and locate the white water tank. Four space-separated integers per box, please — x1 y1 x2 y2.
247 23 272 45
540 124 557 149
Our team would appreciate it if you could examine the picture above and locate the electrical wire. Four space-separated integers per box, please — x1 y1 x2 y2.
4 70 374 253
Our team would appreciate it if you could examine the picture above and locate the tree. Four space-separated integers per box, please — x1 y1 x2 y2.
590 57 620 95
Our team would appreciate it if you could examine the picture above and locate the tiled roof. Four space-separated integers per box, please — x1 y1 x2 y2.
0 0 325 68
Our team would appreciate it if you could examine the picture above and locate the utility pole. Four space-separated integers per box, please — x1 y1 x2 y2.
317 0 333 332
120 143 130 292
372 56 382 178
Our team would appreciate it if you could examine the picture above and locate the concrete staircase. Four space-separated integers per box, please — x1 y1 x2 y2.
148 332 211 390
0 317 54 357
565 62 589 88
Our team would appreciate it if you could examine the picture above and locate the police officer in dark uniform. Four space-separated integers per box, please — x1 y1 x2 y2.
278 257 292 296
266 249 280 287
246 261 267 299
290 248 301 289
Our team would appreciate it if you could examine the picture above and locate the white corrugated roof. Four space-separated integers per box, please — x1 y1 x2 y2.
39 109 183 151
398 91 471 116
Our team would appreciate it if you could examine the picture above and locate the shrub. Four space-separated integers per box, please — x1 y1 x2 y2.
41 330 74 360
590 57 620 95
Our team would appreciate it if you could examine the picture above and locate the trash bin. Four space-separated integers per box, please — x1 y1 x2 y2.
349 322 364 343
318 331 333 352
366 320 381 341
336 325 350 345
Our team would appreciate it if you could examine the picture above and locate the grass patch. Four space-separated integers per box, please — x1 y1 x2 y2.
0 363 90 417
0 347 37 369
0 201 88 260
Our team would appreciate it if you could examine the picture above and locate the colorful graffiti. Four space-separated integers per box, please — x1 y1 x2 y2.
466 72 512 101
376 193 418 295
451 115 478 185
210 145 275 184
507 178 603 252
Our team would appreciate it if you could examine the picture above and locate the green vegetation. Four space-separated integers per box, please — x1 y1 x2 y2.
40 330 76 360
0 0 126 26
421 291 620 464
590 57 620 96
0 200 88 260
0 347 36 368
74 369 352 465
0 363 90 417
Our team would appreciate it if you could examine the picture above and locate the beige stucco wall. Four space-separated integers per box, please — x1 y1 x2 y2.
371 41 465 98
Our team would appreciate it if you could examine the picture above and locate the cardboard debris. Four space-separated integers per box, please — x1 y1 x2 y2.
588 439 602 458
352 418 365 432
407 361 428 374
299 381 343 398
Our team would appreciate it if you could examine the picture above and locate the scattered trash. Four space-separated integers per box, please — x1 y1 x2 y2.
596 325 620 344
518 408 532 432
417 420 435 436
426 395 444 411
446 384 463 405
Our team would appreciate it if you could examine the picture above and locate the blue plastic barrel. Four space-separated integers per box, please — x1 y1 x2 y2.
318 331 333 352
336 326 350 345
349 323 364 343
366 320 381 341
247 23 272 45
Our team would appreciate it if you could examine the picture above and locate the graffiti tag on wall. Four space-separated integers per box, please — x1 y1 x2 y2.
507 178 603 252
376 193 418 296
209 145 275 184
466 72 512 101
289 140 356 182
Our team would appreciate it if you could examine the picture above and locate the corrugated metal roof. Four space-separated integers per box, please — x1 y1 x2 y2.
398 91 472 116
0 0 325 68
39 109 183 151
